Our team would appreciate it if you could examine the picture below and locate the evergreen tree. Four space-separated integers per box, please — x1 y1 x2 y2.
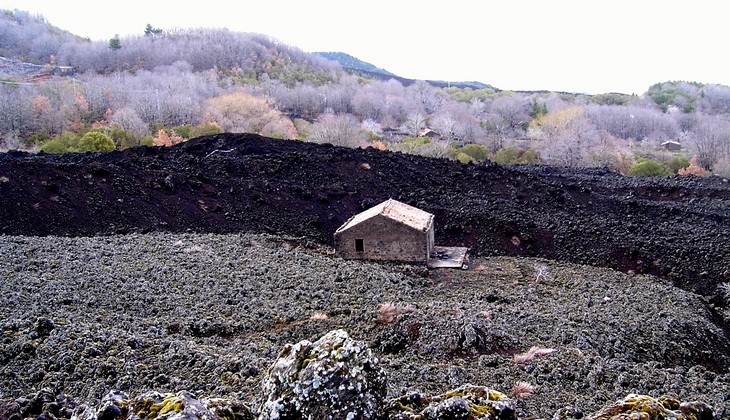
108 34 122 50
144 24 163 36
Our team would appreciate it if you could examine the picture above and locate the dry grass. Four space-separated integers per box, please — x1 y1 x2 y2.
376 302 415 324
309 312 329 321
513 346 556 364
511 381 535 399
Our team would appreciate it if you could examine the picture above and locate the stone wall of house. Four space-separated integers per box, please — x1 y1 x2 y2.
335 215 433 263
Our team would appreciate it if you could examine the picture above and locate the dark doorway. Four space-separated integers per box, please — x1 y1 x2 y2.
355 239 364 252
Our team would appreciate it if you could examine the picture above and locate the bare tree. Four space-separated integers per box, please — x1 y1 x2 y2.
307 113 368 147
489 94 531 131
402 111 428 137
688 115 730 169
203 91 296 138
110 107 149 137
406 81 445 114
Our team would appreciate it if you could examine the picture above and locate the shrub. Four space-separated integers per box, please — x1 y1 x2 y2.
677 157 708 176
459 144 489 161
667 155 690 173
519 149 539 164
109 124 142 149
40 132 80 153
454 151 474 164
26 132 51 147
189 122 223 138
628 158 671 176
399 137 430 151
78 131 115 152
492 147 539 165
493 147 520 164
172 124 193 139
152 129 184 147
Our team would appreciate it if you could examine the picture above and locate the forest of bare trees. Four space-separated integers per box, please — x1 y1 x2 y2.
2 9 730 177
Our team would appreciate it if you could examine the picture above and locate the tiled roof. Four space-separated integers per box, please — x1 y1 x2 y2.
335 199 433 233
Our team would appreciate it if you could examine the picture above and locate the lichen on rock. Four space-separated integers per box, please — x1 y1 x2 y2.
382 384 516 420
72 389 254 420
582 393 715 420
257 328 386 419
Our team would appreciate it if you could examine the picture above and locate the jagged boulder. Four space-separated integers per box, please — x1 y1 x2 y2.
257 328 386 419
72 389 254 420
382 384 516 420
556 393 716 420
0 388 78 419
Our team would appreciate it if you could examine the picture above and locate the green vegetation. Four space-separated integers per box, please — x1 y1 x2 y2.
458 144 490 162
492 147 539 165
399 137 431 152
529 100 548 119
589 92 632 106
144 24 163 36
40 130 115 153
108 34 121 50
315 51 395 77
109 125 142 149
647 81 702 112
628 158 671 176
170 123 223 140
78 131 115 152
40 132 80 153
667 155 690 173
445 87 497 103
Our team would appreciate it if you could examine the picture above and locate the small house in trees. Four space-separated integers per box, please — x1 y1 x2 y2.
418 128 442 140
661 140 682 152
334 199 435 263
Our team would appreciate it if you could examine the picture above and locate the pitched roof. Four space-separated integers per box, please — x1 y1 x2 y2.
335 199 434 233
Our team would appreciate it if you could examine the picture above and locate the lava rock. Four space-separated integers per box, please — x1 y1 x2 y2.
584 393 715 420
73 390 254 420
382 384 516 419
258 329 386 419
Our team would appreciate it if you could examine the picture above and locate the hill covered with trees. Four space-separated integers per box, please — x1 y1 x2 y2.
1 8 730 177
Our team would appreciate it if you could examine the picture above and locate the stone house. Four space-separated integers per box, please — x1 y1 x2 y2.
334 199 435 263
661 140 682 152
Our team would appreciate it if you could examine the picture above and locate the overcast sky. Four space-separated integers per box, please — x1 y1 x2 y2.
4 0 729 95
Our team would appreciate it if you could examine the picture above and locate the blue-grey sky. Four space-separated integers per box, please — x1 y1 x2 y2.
4 0 728 94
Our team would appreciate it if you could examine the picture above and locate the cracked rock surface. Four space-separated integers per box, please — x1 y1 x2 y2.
0 233 727 418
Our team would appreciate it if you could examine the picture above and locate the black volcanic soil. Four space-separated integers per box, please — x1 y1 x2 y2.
1 134 730 418
1 133 728 298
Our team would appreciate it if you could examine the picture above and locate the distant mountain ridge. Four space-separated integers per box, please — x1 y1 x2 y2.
0 9 83 64
315 52 395 77
316 51 496 90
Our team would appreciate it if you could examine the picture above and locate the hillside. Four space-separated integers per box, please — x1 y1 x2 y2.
1 133 728 301
316 50 495 89
0 9 82 64
0 8 494 91
4 7 730 182
316 51 397 77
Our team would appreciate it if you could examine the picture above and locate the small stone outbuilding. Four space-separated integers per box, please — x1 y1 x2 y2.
334 199 434 263
661 140 682 151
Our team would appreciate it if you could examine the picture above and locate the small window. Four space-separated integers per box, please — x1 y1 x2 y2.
355 238 364 252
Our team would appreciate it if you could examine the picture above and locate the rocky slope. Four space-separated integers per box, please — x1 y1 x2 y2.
0 133 728 301
0 233 728 418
